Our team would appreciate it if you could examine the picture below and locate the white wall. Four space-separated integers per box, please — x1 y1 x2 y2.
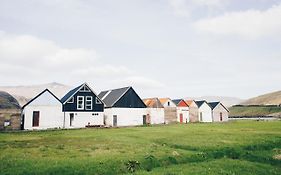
162 99 177 107
104 108 147 127
198 102 213 122
63 112 104 128
23 91 64 130
145 108 165 124
212 104 229 122
176 107 189 123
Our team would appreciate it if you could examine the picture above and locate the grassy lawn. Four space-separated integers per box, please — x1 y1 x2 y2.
229 106 281 117
0 121 281 175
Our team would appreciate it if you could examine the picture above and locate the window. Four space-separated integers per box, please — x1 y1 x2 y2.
32 111 40 127
85 96 92 110
96 97 102 104
77 96 84 110
79 85 90 92
67 97 74 103
167 102 170 106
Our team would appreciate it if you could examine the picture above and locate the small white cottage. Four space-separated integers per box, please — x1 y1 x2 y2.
143 98 165 125
209 102 229 122
195 100 213 122
98 86 147 127
21 89 64 130
172 99 189 123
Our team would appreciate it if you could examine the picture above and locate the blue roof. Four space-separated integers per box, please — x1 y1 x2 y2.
195 100 206 107
208 102 220 109
61 84 83 103
172 99 183 106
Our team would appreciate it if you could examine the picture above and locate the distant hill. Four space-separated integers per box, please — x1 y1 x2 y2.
0 82 72 107
185 96 243 107
241 91 281 105
0 91 21 109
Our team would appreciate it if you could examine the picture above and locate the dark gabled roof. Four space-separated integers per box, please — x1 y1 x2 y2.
194 100 206 108
61 84 82 103
209 101 229 112
172 99 182 106
208 102 220 110
98 86 131 107
22 89 61 109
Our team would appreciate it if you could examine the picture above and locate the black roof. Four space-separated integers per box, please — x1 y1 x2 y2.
208 102 220 109
98 87 131 107
22 89 61 109
172 99 183 106
194 100 206 107
61 84 82 103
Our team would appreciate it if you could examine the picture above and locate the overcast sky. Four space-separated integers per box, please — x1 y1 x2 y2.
0 0 281 99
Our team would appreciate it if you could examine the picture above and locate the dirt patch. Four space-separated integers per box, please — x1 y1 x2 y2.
273 154 281 160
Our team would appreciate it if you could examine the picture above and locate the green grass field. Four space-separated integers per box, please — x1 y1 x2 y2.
0 121 281 175
229 106 281 117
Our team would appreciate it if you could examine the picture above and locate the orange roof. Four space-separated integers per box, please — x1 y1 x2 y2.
159 98 170 105
185 100 193 106
143 98 164 108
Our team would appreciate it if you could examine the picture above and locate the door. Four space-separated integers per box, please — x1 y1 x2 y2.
143 115 147 125
113 115 117 127
70 113 74 127
220 112 223 121
32 111 39 127
179 114 183 123
199 112 203 122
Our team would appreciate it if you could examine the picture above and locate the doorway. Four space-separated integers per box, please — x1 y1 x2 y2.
113 115 117 127
220 112 223 121
143 115 147 125
179 114 183 123
70 113 74 127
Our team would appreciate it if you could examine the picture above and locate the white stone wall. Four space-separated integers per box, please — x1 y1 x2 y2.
104 108 147 127
145 108 165 124
176 107 189 123
63 112 104 128
212 104 229 122
198 102 213 122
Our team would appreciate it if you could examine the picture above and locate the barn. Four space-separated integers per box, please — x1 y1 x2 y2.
21 89 63 130
143 98 165 125
98 86 147 127
172 99 189 123
209 102 229 122
196 100 213 122
61 83 104 128
159 98 177 124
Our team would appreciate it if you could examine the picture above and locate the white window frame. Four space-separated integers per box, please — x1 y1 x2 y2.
77 96 84 110
96 97 102 104
85 96 93 110
79 85 91 92
67 97 74 103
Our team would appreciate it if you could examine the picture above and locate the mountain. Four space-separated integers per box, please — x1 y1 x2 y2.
0 91 21 109
240 90 281 105
0 82 72 106
185 96 243 107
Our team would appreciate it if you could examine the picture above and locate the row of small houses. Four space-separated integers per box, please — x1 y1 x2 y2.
21 83 229 130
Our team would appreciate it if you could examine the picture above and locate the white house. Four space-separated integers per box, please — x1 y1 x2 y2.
172 99 189 123
143 98 165 125
21 89 64 130
159 98 177 124
196 100 213 122
98 86 147 127
60 83 105 128
209 102 229 122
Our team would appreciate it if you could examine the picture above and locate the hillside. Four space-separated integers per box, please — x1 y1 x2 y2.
185 96 243 107
241 90 281 105
0 82 72 106
0 91 20 109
